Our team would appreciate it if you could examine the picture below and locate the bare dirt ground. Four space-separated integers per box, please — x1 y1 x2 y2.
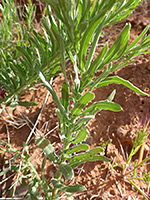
0 2 150 199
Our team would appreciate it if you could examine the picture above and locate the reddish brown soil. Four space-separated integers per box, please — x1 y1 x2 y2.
1 2 150 200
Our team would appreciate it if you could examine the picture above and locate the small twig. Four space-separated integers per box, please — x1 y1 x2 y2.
2 112 27 129
74 163 85 184
25 91 50 144
100 167 110 182
117 138 126 161
0 172 16 185
25 78 53 145
17 109 38 133
44 125 59 137
90 190 103 200
6 124 10 145
13 79 53 197
138 144 145 165
40 119 51 133
112 174 123 197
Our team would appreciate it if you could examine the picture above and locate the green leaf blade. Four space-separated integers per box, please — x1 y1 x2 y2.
69 147 110 168
102 23 131 65
63 184 86 193
58 163 74 180
18 101 38 107
65 144 89 155
72 115 94 132
81 101 122 116
72 127 89 144
61 82 69 111
97 76 148 96
71 92 95 116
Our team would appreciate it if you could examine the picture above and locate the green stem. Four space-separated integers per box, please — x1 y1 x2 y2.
52 171 62 199
26 158 43 185
128 179 148 200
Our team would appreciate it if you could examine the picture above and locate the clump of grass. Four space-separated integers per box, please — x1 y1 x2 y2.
113 116 150 199
127 117 150 200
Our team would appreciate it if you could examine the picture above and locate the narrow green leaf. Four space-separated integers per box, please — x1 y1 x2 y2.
9 63 26 83
51 178 65 189
96 76 148 96
52 29 68 85
102 23 131 65
72 127 89 144
93 101 122 112
58 0 74 42
81 101 122 116
42 0 64 22
88 155 111 162
106 0 140 26
72 115 94 132
84 16 107 71
107 89 116 101
29 36 47 66
18 101 38 107
65 144 89 155
79 0 91 23
70 146 104 163
61 82 69 111
90 0 98 16
68 51 80 91
63 184 87 193
16 46 32 68
90 42 108 73
113 28 130 60
0 167 11 177
80 43 108 89
71 92 95 116
128 179 148 200
58 163 74 180
35 66 68 120
41 17 56 53
69 152 111 168
127 25 150 51
86 146 104 155
78 0 116 70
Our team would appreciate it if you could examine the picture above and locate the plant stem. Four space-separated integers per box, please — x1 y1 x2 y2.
52 171 62 199
128 179 148 200
25 158 42 184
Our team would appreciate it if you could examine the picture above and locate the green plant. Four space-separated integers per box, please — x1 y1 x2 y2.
126 119 150 200
1 0 150 199
112 117 150 199
0 0 68 109
0 0 38 109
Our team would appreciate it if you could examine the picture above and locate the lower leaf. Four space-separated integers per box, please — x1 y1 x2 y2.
63 184 87 193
